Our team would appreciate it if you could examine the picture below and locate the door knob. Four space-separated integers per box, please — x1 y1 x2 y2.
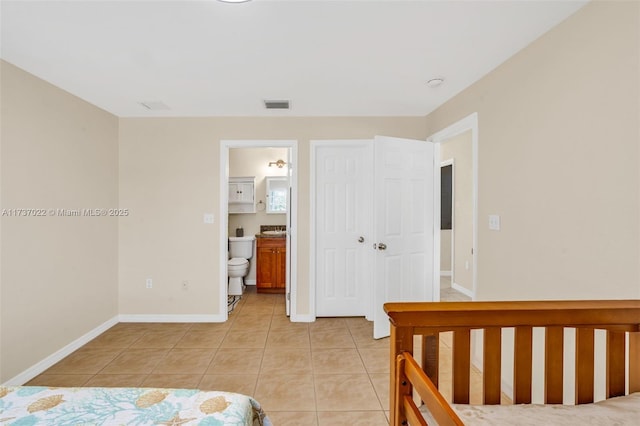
377 243 387 250
358 236 365 243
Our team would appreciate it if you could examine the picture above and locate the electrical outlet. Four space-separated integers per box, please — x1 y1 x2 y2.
489 214 501 231
146 278 153 289
182 280 189 290
204 213 214 224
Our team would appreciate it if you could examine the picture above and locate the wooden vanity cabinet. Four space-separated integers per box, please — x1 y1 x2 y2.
256 237 286 293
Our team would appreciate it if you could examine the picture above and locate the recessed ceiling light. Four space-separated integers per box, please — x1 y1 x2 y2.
426 78 445 88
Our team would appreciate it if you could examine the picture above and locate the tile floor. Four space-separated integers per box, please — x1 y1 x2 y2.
27 285 478 425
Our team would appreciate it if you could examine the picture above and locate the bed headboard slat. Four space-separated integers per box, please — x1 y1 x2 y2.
483 327 502 404
575 328 595 404
452 330 471 404
545 326 564 404
607 331 626 397
513 325 533 404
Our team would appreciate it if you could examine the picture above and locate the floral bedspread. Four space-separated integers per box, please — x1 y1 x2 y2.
0 386 272 426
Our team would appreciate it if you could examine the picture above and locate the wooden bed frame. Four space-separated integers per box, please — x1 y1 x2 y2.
384 300 640 426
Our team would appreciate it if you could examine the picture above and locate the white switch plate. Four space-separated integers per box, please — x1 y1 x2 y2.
204 213 214 224
489 214 501 231
146 278 153 289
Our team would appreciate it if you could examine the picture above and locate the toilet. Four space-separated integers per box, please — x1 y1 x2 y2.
228 236 255 296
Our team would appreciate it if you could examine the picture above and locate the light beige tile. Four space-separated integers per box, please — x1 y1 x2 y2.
314 374 382 411
26 374 92 387
199 374 258 396
206 348 264 375
188 322 233 332
344 317 371 331
267 411 318 426
312 348 365 374
84 330 144 348
175 330 226 348
358 348 389 374
350 328 389 349
137 323 193 333
317 411 389 426
142 374 202 389
101 348 169 374
310 328 356 349
266 328 310 348
236 304 275 316
46 347 122 374
152 348 214 374
260 348 311 374
130 330 187 349
271 316 309 331
369 373 390 410
221 329 268 348
254 374 316 411
84 374 147 387
309 318 348 331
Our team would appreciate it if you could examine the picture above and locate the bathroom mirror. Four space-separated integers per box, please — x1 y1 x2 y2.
266 176 288 214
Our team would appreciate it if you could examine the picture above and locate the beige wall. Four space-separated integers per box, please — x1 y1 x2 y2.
118 117 427 316
440 230 452 273
0 61 119 382
229 147 288 283
441 130 473 293
426 0 640 301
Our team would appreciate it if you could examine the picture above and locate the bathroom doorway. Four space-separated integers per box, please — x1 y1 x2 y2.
219 140 298 321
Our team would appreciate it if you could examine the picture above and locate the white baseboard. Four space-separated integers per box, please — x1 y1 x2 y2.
290 313 315 323
3 316 119 386
244 279 256 285
440 271 452 277
452 283 474 298
118 314 226 323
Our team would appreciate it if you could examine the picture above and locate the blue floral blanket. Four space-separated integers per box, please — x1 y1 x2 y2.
0 386 272 426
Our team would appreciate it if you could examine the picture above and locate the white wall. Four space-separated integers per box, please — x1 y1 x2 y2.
0 60 119 382
426 0 639 301
118 117 427 317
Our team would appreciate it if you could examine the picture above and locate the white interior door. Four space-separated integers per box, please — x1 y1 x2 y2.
373 136 436 339
315 142 373 316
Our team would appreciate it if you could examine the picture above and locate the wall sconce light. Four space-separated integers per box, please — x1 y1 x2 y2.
268 159 287 168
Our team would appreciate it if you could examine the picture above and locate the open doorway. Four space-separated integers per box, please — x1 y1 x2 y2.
219 140 298 322
429 113 478 301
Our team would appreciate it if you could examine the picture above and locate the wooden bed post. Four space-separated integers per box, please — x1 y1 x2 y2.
629 332 640 393
390 322 414 425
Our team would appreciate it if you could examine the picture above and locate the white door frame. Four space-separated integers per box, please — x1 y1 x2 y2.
219 140 298 321
428 112 479 300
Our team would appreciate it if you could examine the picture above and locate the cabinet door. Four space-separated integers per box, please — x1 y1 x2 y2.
238 182 254 203
257 246 276 289
275 247 287 289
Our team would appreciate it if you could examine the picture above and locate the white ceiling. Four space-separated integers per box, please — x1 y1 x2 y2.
0 0 588 117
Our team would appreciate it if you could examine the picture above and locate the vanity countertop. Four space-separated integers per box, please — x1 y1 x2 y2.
256 225 286 238
255 232 286 239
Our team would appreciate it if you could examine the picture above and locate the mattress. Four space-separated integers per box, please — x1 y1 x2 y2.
0 386 272 426
421 392 640 425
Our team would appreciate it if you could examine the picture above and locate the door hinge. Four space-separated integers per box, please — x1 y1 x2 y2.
286 293 291 301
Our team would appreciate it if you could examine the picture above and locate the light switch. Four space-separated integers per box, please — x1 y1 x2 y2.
489 214 500 231
204 213 214 224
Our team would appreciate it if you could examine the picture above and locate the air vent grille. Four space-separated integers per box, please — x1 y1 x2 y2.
139 101 170 111
264 100 290 110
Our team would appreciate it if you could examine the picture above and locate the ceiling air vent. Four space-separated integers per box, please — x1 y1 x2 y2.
264 100 290 110
139 101 170 111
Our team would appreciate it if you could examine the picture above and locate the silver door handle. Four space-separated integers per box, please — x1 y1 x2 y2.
358 236 365 243
377 243 387 250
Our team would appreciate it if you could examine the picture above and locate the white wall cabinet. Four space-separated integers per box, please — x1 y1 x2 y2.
229 177 256 214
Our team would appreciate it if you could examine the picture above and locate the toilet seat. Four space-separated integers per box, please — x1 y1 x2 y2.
228 258 248 269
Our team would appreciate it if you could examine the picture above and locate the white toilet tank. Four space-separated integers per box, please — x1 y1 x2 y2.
229 236 255 259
